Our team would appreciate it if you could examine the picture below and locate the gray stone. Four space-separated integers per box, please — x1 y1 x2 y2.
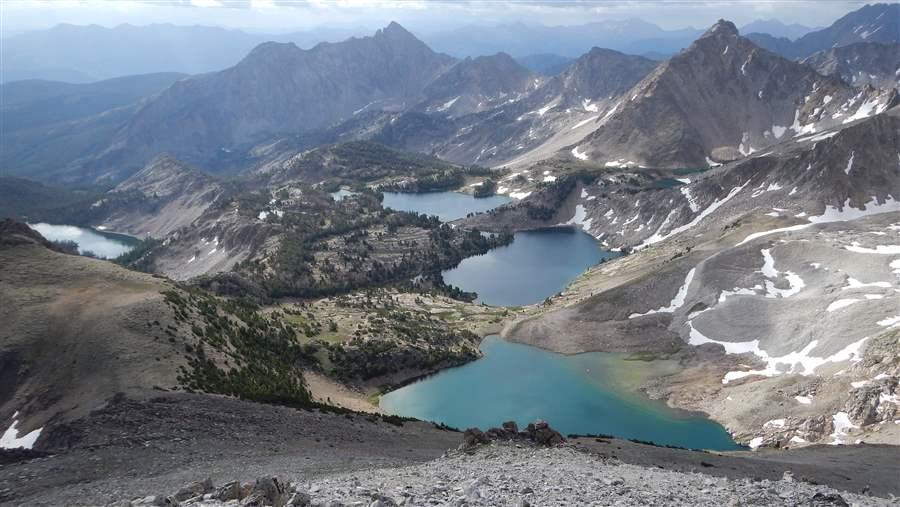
216 482 243 501
174 478 214 501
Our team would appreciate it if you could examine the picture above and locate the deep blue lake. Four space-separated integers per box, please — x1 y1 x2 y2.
381 336 740 451
443 227 612 307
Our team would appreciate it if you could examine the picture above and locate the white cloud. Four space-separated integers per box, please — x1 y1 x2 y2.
191 0 223 6
0 0 874 34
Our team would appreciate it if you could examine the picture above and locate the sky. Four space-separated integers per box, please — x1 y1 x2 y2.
0 0 884 36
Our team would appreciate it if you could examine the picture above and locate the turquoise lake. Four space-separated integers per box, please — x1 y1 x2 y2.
443 227 613 307
381 336 741 451
28 223 137 259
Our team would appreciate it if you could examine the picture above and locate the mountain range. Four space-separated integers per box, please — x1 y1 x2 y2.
3 3 897 187
0 7 878 85
747 2 900 59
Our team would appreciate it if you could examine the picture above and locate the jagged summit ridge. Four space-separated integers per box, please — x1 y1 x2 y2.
702 18 740 38
100 22 455 180
565 18 896 168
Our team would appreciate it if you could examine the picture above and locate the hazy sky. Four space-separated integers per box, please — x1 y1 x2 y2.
0 0 883 35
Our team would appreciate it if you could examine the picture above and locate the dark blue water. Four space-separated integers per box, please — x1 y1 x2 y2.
442 228 613 307
381 191 512 222
381 336 740 450
28 223 137 259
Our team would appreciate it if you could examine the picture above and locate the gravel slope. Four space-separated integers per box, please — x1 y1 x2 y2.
118 442 893 506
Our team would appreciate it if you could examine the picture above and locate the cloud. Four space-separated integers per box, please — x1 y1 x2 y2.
1 0 873 34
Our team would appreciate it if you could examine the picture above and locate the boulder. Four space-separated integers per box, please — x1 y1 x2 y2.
502 421 518 434
287 491 312 506
844 387 882 426
484 427 510 440
805 492 849 506
462 428 490 447
216 481 243 501
243 476 290 507
174 478 214 501
131 496 176 507
525 420 565 446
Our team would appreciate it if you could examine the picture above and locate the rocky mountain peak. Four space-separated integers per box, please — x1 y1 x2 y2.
567 15 895 169
376 21 419 43
702 19 740 39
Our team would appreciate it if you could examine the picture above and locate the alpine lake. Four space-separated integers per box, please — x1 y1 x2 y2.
370 190 740 450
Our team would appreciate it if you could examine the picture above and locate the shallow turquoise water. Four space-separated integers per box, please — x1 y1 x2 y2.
381 336 740 450
381 191 512 222
442 228 613 307
28 223 137 259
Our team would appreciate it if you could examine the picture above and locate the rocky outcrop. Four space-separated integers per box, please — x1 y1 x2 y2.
463 419 565 449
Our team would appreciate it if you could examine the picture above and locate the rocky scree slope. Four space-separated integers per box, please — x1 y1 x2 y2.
95 154 228 238
105 441 892 507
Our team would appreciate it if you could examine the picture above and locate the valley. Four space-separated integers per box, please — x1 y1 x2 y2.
2 2 899 505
